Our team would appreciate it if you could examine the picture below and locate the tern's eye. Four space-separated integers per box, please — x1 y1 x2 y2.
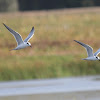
96 57 98 59
27 43 29 45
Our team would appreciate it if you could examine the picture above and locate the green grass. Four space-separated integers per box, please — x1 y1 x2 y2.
0 8 100 81
0 55 100 81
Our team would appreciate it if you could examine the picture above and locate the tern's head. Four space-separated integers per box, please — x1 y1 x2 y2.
26 42 32 47
96 56 100 61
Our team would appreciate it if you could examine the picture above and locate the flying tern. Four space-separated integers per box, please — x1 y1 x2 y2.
3 23 34 50
74 40 100 61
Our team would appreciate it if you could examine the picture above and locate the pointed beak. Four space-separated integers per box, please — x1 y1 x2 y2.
30 45 32 48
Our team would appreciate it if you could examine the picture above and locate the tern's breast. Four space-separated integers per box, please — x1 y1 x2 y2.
16 43 28 49
86 56 98 60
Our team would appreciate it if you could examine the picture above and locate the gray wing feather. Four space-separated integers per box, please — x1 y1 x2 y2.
94 48 100 56
24 27 34 42
3 23 23 45
74 40 94 57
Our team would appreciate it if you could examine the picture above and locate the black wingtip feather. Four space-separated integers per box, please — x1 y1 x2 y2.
3 23 7 28
74 40 78 42
3 23 5 26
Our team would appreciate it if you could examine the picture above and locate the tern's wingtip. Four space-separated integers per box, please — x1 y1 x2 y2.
2 23 5 25
74 40 77 42
3 23 6 27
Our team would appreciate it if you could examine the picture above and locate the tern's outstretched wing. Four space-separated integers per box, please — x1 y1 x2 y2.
24 27 34 42
94 48 100 56
3 23 23 45
74 40 94 57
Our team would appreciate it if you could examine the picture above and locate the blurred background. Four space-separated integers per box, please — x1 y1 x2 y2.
0 0 100 12
0 0 100 81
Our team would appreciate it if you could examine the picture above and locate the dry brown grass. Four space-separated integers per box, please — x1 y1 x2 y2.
0 8 100 56
0 7 100 80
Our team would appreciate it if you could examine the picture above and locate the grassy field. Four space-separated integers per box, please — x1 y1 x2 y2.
0 7 100 81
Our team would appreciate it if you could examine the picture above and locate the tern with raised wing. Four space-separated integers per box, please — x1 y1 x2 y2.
3 23 34 50
74 40 100 61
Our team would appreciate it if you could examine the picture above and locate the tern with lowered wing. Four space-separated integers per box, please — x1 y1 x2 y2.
3 23 34 50
74 40 100 61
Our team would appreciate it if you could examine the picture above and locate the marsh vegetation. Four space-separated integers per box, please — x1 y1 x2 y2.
0 8 100 81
